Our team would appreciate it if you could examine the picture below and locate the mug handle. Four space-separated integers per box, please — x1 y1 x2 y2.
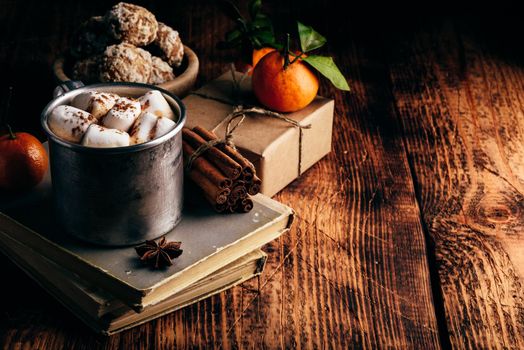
52 80 84 98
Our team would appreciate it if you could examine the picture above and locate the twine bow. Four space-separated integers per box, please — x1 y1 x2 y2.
186 65 312 176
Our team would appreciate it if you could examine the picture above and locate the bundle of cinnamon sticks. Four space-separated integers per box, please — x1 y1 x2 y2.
182 126 261 213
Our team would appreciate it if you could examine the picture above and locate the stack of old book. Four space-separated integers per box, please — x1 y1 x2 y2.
0 166 293 335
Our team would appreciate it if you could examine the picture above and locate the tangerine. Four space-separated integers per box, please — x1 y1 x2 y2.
252 51 319 113
252 47 276 68
0 131 49 192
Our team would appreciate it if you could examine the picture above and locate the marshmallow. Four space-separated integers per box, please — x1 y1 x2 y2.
154 116 176 139
81 124 130 148
101 97 141 132
129 112 158 144
71 91 118 119
138 90 175 120
48 105 97 143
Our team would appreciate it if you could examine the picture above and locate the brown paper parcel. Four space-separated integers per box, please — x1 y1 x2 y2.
183 71 334 197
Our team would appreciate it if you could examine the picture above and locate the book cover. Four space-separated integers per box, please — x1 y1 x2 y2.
0 228 266 318
0 156 293 311
0 231 267 335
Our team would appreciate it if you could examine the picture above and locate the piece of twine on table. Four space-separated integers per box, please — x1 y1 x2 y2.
185 65 312 177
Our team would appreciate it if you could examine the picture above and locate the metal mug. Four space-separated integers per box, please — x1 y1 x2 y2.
41 81 186 246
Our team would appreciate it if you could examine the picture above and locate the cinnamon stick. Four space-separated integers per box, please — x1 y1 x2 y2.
235 198 254 213
183 144 231 204
204 191 229 212
183 128 242 180
188 169 231 204
182 126 259 213
248 175 262 195
193 126 255 180
228 181 247 205
193 171 231 204
182 141 232 189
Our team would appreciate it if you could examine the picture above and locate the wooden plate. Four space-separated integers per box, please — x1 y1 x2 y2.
53 45 199 97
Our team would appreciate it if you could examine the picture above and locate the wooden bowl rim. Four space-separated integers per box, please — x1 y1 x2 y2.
53 45 199 93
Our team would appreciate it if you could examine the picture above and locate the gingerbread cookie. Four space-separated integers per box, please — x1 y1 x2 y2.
154 22 184 67
149 56 175 84
105 2 158 47
100 43 152 83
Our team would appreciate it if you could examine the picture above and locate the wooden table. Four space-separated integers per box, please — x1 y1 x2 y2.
2 1 524 348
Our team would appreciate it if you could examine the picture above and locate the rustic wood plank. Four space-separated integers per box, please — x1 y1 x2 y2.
387 19 524 349
0 1 441 348
212 35 444 347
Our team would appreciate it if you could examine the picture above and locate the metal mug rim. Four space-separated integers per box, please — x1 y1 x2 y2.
40 82 187 154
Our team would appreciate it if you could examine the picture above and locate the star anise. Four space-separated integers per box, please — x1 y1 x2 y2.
135 237 183 269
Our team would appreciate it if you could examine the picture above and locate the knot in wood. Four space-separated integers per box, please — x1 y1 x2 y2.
471 191 524 234
483 204 513 224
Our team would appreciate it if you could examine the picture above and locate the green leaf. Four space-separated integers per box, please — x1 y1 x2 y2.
297 21 327 52
251 16 273 30
248 0 262 19
254 13 269 20
302 55 350 91
225 29 242 42
271 42 284 50
254 32 276 47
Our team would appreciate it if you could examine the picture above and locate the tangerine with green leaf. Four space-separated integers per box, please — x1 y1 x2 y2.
252 22 349 113
252 50 319 112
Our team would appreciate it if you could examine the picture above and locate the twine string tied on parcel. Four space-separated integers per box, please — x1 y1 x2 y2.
186 67 312 176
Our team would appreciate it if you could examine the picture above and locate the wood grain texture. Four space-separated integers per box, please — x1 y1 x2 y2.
10 0 524 349
387 19 524 349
